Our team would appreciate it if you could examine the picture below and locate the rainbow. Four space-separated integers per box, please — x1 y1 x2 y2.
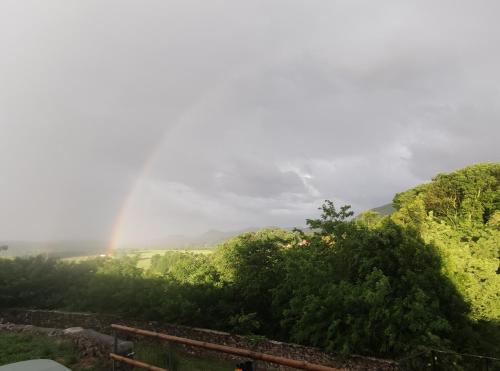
106 78 235 253
107 151 157 254
106 54 288 253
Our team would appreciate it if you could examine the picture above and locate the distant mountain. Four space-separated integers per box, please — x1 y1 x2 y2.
192 229 244 246
370 203 396 216
354 203 395 220
148 228 260 249
147 225 304 249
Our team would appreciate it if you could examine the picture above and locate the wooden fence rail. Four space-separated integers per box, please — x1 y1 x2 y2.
110 323 344 371
110 353 167 371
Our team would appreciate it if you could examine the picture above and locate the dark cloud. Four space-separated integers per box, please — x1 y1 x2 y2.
0 1 498 244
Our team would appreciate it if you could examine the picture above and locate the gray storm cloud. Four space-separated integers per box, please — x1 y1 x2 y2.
0 0 499 244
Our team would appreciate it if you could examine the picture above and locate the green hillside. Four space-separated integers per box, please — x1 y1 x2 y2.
371 203 396 216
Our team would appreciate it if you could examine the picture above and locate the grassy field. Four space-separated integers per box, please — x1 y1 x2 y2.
120 249 213 269
0 331 103 370
62 248 214 270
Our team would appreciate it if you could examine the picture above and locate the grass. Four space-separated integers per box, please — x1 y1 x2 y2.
0 332 237 371
133 341 236 371
131 249 213 269
62 248 214 270
0 331 104 370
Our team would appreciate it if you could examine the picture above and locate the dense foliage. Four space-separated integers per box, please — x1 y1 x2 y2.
392 163 499 322
0 163 498 361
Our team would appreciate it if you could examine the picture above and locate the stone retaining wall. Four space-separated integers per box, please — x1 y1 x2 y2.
0 308 398 371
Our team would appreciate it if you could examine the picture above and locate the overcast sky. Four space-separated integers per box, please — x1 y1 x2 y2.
1 1 499 245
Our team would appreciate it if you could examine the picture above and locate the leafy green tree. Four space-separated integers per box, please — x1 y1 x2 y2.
275 202 470 355
356 210 383 229
213 229 300 334
306 200 354 235
148 251 220 285
392 164 500 323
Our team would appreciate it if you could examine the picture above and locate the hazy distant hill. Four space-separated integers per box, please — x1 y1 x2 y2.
353 203 395 220
147 225 307 249
149 227 266 248
0 240 107 258
3 214 399 256
1 227 302 256
370 203 395 216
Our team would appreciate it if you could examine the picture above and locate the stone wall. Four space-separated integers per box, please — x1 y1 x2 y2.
0 308 398 371
0 323 129 363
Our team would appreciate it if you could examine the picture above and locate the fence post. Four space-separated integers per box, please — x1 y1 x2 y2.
113 330 118 371
166 342 171 371
431 350 436 371
166 341 176 371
